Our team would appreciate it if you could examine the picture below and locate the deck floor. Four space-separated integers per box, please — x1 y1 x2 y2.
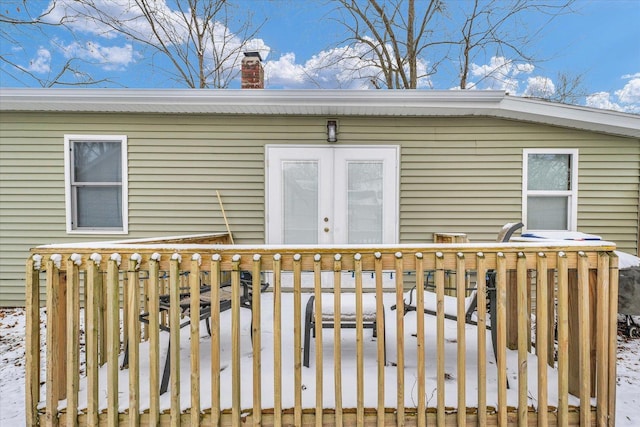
57 292 582 414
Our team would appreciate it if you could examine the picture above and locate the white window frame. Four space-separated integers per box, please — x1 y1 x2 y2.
522 148 578 231
64 134 128 234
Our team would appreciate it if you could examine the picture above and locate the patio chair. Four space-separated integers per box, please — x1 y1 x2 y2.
393 222 524 366
124 270 268 394
303 293 386 368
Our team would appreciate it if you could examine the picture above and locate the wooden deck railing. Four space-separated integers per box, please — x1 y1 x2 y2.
25 238 618 426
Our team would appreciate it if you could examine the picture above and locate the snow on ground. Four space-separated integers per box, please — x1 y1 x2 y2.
1 305 639 424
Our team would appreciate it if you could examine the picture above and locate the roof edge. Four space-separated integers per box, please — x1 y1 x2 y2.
1 88 638 138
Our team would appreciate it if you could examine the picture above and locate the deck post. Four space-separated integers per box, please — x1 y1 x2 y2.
25 256 41 427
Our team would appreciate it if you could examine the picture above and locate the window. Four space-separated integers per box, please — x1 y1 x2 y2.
64 135 128 233
523 149 578 231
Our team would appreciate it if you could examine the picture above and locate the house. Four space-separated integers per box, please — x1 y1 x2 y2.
1 78 639 306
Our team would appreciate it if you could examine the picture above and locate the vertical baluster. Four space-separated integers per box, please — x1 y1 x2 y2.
293 254 303 427
374 252 385 427
456 252 466 427
25 255 41 427
252 254 262 426
496 252 507 427
435 252 445 427
517 252 528 427
106 256 121 427
148 255 160 427
313 254 323 427
190 255 202 426
476 253 487 427
209 254 221 427
536 252 549 427
272 254 283 427
333 254 343 426
415 252 426 426
169 255 181 427
557 252 569 426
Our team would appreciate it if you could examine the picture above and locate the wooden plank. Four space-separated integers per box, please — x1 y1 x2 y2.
313 255 323 427
190 258 202 426
169 257 181 427
272 255 283 427
505 269 518 350
231 255 241 427
415 253 426 427
25 257 40 427
355 255 365 426
608 253 619 427
148 258 160 427
99 269 107 367
547 269 556 367
475 253 487 427
293 254 303 427
395 253 405 427
496 252 507 427
435 252 445 427
127 257 141 427
374 253 385 427
66 258 80 427
86 259 100 427
556 253 569 427
456 253 466 427
517 253 528 427
536 253 549 427
106 259 120 427
45 260 61 427
333 255 343 426
252 255 262 427
210 255 222 427
596 253 610 426
577 253 591 427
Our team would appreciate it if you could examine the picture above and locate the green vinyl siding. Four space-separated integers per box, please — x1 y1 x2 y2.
1 112 638 306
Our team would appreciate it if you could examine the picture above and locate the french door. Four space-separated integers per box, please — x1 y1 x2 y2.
266 145 398 245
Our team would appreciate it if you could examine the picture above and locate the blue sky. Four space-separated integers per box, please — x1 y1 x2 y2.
1 0 639 112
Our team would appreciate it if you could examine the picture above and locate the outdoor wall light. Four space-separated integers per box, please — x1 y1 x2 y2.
327 120 338 143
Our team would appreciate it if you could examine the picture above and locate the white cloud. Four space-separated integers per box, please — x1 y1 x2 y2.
586 74 640 114
265 39 432 89
61 41 135 71
524 76 555 98
615 77 640 104
468 56 535 93
26 48 51 73
586 92 624 111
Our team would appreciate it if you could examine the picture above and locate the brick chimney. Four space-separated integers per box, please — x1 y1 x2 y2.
241 51 264 89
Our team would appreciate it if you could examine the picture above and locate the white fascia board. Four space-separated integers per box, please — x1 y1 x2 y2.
1 88 639 138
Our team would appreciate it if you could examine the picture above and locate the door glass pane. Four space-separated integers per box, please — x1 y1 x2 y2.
348 162 383 244
283 161 318 244
77 186 123 227
74 141 122 182
527 196 568 230
528 154 570 190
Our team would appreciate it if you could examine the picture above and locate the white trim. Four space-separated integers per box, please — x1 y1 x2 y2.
3 88 638 138
64 134 128 234
522 148 578 231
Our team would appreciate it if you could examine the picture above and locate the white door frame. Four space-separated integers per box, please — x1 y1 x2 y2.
265 144 399 244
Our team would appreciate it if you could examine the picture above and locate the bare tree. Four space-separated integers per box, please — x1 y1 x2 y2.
456 0 576 90
1 0 108 86
330 0 577 93
329 0 446 89
62 0 265 88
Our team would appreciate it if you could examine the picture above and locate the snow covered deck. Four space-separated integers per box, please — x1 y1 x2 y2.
25 236 619 426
